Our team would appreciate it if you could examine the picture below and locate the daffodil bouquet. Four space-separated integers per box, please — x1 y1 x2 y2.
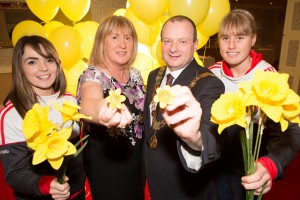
22 100 91 183
211 70 300 200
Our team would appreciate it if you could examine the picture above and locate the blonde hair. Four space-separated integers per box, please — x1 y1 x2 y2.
88 15 138 69
218 9 257 38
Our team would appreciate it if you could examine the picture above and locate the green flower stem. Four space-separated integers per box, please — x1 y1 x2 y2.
257 181 267 200
248 115 255 175
240 129 248 173
57 157 70 184
56 135 89 184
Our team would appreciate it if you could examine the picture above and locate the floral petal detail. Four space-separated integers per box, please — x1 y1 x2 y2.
22 104 53 140
279 117 289 132
283 103 300 118
106 88 126 110
57 127 73 140
282 89 300 105
54 100 91 122
49 157 64 170
32 144 47 165
218 121 236 134
46 137 69 159
65 142 77 155
153 86 175 109
211 91 247 134
252 70 289 104
261 104 283 123
287 115 300 124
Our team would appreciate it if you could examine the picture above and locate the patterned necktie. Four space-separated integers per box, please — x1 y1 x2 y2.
166 73 174 86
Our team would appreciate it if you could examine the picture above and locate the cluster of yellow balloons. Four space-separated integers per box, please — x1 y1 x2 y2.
114 0 230 83
12 0 96 96
122 0 230 47
26 0 90 23
12 0 231 94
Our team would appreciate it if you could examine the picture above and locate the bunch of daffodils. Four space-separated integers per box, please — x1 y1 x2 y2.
211 70 300 200
22 100 91 183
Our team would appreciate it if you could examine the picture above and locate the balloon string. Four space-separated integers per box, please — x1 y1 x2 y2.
201 37 211 65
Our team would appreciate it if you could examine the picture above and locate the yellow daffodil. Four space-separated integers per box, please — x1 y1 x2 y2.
211 91 247 133
22 103 56 141
252 70 289 103
32 127 76 170
244 71 291 123
106 88 126 109
211 70 300 200
153 85 175 109
54 100 92 122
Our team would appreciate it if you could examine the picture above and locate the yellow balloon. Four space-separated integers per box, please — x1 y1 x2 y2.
12 20 48 46
113 8 126 16
44 21 64 37
156 41 166 66
197 0 230 37
193 52 204 67
66 59 88 96
133 53 157 84
168 0 210 25
125 8 159 46
74 21 99 60
147 32 161 61
129 0 168 24
196 28 209 50
60 0 90 22
49 26 84 70
26 0 59 22
159 9 170 25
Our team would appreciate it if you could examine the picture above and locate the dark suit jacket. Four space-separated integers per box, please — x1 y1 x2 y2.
144 59 225 200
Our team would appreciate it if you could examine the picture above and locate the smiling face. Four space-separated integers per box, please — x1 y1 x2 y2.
22 45 58 96
161 20 198 71
219 27 256 70
218 9 257 72
103 28 134 68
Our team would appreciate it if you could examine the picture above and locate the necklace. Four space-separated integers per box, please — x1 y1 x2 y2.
148 67 214 150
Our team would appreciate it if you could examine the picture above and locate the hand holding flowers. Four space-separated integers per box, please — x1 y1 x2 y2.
22 100 92 183
211 70 300 200
154 85 203 151
100 88 132 129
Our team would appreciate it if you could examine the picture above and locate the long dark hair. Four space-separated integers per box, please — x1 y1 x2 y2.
3 35 66 118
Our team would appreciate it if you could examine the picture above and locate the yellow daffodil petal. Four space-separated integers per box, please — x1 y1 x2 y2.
45 137 71 159
211 92 247 134
32 145 47 165
49 157 64 170
56 127 73 140
65 142 77 156
252 70 289 104
238 81 254 97
279 117 289 132
72 113 92 121
54 100 91 122
287 115 300 124
23 104 54 140
282 89 300 105
283 103 300 118
106 88 126 110
153 86 175 109
218 121 236 134
261 104 283 123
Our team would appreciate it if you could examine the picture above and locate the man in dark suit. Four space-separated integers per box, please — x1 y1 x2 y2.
144 15 225 200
